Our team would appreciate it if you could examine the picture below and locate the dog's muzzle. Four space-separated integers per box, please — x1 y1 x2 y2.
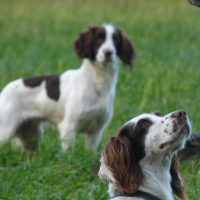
170 110 191 137
104 49 114 62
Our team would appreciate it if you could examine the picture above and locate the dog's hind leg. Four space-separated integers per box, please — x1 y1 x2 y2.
16 119 40 153
0 126 16 145
0 115 17 145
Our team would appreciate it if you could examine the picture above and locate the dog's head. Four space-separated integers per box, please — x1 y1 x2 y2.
99 110 191 199
74 24 135 66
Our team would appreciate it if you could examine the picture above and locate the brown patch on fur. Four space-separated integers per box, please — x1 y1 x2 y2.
16 118 41 153
170 154 187 200
23 75 60 101
151 111 162 116
113 28 136 66
23 76 44 87
102 135 143 194
45 75 60 101
74 26 105 60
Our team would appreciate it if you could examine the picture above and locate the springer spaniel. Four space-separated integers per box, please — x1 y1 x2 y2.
99 110 191 200
0 24 135 152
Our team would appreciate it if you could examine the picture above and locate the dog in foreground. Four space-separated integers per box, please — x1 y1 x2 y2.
0 24 135 152
99 110 191 200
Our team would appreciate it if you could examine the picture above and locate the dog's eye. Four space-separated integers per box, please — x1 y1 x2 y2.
141 120 149 128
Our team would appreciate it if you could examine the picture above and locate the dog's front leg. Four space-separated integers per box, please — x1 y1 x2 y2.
58 122 77 152
84 127 106 151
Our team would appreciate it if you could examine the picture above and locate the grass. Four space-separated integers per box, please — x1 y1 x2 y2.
0 0 200 199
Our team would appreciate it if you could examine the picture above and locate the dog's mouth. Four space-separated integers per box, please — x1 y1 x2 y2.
159 121 191 150
104 57 114 63
159 135 180 150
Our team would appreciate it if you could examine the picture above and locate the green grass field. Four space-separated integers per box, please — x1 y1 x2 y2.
0 0 200 199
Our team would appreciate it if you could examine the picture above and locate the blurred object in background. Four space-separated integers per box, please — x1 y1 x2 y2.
178 132 200 161
188 0 200 7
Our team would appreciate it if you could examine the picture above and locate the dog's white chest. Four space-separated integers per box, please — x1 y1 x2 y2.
77 95 113 133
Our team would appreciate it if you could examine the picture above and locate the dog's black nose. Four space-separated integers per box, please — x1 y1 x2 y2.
171 110 186 119
104 50 113 58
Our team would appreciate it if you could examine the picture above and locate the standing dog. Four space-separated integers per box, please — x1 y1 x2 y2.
0 24 135 152
99 110 191 200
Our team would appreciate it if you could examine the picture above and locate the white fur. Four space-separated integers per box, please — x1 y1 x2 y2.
96 25 118 63
99 111 191 200
0 24 119 151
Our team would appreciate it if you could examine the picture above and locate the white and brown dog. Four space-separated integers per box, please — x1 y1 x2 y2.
0 24 135 152
99 110 191 200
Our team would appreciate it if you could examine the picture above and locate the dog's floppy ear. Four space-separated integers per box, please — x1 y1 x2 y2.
151 111 163 116
170 154 187 200
74 26 97 60
115 28 136 67
102 127 143 193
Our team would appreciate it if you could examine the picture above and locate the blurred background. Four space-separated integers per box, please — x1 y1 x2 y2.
0 0 200 199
